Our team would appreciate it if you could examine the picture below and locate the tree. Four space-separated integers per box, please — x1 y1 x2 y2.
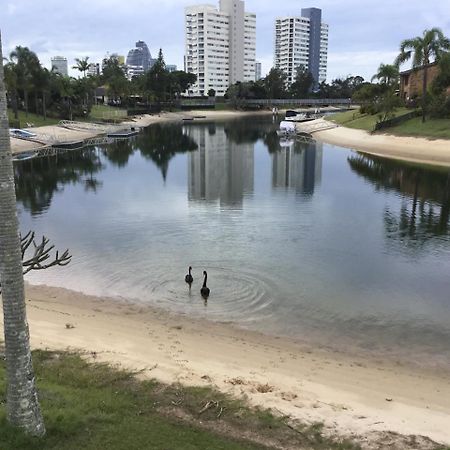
9 46 40 117
73 57 91 77
263 68 288 99
395 28 450 121
0 31 45 437
207 88 216 97
371 63 399 86
3 62 18 119
146 49 168 103
289 65 314 98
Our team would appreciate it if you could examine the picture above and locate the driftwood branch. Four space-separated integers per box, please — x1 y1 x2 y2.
21 232 71 275
0 232 72 293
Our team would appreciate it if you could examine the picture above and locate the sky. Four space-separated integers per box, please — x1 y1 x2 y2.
1 0 450 82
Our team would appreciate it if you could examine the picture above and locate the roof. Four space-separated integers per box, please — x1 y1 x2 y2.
399 62 438 76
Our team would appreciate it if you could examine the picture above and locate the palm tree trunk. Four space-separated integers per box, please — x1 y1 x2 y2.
13 88 19 120
422 66 428 123
42 91 47 121
24 89 29 117
34 92 39 116
0 32 46 437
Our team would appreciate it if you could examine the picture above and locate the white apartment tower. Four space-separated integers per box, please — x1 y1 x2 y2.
185 0 256 96
275 8 328 89
51 56 68 76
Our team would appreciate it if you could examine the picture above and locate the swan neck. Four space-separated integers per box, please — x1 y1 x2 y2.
203 273 207 287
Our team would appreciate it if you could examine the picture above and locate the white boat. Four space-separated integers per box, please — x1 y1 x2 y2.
276 120 296 136
9 128 37 139
284 110 323 122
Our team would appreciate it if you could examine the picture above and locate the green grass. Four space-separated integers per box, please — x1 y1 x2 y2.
386 117 450 139
0 350 361 450
327 108 450 140
7 110 60 128
327 107 411 131
88 104 128 122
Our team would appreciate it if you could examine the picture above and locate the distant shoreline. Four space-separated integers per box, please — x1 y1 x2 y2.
12 110 450 168
10 109 275 155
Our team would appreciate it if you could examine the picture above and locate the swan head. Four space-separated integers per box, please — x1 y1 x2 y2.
203 270 207 276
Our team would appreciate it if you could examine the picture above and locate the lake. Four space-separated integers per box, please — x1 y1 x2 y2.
15 117 450 368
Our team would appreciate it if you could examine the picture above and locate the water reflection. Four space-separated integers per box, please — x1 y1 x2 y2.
272 139 323 195
14 149 104 216
185 124 254 207
348 154 450 251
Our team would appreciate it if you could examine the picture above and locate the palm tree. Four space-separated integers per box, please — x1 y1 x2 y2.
395 28 450 122
371 63 399 86
3 62 18 119
32 67 53 120
9 46 40 117
73 57 91 77
0 32 46 436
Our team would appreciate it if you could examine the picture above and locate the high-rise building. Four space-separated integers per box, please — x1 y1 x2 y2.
166 65 178 73
255 61 262 80
274 8 328 89
185 0 256 96
126 40 156 78
87 62 100 77
51 56 68 76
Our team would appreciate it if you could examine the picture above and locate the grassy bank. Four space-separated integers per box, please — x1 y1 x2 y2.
327 108 450 139
7 110 60 127
327 107 411 131
8 105 127 129
0 350 361 450
387 116 450 139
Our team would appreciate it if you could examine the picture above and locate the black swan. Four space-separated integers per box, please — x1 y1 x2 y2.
200 270 210 299
185 266 193 284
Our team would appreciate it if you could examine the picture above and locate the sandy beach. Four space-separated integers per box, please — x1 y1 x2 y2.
1 283 448 447
312 119 450 167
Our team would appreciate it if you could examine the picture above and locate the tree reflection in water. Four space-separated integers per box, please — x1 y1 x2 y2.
135 124 198 181
14 148 104 216
348 154 450 252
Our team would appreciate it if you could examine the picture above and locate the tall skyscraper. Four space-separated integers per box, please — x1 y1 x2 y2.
185 0 256 96
51 56 68 76
255 61 262 81
274 8 328 89
126 40 156 78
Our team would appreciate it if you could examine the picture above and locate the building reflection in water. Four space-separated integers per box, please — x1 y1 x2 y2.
271 139 323 195
185 124 254 208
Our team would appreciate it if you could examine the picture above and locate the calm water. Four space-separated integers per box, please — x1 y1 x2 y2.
15 118 450 367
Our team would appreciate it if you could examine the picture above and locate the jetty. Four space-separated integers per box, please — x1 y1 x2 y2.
294 118 338 135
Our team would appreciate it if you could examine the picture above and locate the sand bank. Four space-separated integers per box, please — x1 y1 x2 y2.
312 119 450 167
11 109 274 155
3 283 449 446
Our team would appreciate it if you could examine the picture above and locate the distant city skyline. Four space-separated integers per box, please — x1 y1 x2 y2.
2 0 449 82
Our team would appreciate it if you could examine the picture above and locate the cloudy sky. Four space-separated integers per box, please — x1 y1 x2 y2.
2 0 450 81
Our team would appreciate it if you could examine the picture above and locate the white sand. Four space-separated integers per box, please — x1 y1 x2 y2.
2 284 448 446
312 119 450 167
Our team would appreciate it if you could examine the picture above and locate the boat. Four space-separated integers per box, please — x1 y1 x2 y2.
107 127 139 138
9 128 37 139
13 151 37 162
276 120 296 137
51 140 84 150
284 110 323 123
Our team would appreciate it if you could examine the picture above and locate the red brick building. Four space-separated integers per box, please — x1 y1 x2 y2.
400 62 450 100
